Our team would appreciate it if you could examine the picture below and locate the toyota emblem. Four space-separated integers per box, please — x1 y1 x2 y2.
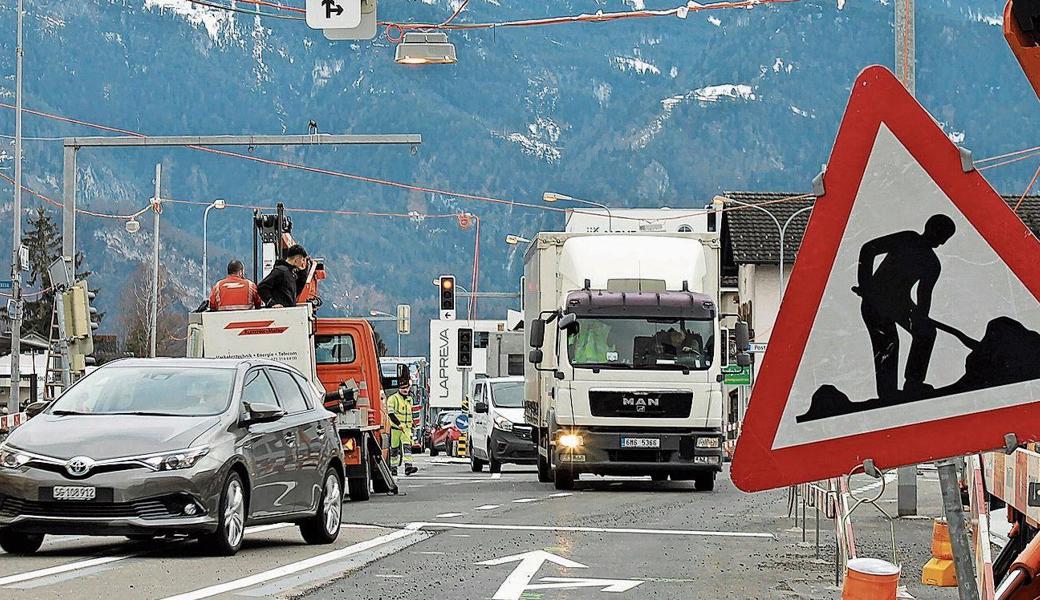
65 456 95 477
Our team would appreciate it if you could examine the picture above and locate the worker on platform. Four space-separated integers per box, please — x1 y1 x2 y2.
208 260 262 311
387 381 418 477
257 245 308 308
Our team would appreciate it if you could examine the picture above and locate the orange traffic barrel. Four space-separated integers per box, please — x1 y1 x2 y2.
843 557 900 600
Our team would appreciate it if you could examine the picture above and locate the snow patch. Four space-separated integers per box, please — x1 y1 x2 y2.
707 16 721 26
144 0 236 42
965 10 1002 26
593 82 612 106
948 131 965 144
612 56 660 76
790 105 813 118
626 0 646 9
692 83 756 103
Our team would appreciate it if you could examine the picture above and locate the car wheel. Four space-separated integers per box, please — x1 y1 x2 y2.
694 472 716 492
488 442 502 474
0 530 44 555
301 467 343 545
470 449 484 472
200 471 246 556
348 441 371 502
553 464 575 491
651 473 668 482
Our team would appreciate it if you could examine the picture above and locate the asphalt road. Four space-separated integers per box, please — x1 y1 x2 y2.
1 455 956 599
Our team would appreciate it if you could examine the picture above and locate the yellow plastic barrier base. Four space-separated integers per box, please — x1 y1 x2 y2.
921 557 957 587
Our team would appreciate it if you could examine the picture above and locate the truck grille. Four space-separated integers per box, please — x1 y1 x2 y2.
589 391 692 418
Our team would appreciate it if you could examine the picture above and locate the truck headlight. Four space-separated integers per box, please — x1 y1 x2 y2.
696 437 720 449
493 416 514 432
558 434 583 449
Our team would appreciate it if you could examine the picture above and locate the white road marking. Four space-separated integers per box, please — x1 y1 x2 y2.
851 471 897 495
512 498 539 504
435 512 464 518
416 551 447 555
0 524 292 587
375 574 405 579
549 493 573 498
475 505 500 511
159 528 422 600
477 550 585 600
415 522 775 539
529 577 644 593
491 473 502 480
405 476 490 481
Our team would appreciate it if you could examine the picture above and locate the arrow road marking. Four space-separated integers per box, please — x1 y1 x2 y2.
476 550 586 600
529 577 644 593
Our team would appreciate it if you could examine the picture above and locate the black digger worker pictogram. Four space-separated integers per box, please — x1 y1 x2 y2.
797 214 1040 423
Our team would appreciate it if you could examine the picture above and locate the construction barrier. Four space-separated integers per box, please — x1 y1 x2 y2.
0 411 27 432
986 448 1040 528
967 454 997 599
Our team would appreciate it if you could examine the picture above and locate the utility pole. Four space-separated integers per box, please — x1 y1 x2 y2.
8 0 25 415
149 164 161 358
895 0 918 518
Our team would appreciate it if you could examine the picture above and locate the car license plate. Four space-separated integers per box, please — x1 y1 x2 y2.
52 486 96 501
621 437 660 449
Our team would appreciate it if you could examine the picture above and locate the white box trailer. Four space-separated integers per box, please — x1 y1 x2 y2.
428 319 506 410
564 207 712 234
524 232 727 491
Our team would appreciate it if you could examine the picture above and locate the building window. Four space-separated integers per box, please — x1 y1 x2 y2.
507 354 524 376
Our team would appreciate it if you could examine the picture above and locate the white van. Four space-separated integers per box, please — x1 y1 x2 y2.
468 376 536 473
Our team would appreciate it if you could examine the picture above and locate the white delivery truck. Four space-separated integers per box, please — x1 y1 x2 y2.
525 232 733 491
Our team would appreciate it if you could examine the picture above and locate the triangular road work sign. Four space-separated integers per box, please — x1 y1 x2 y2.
732 66 1040 492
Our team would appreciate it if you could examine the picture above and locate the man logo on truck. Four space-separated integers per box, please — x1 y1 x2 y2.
622 397 660 413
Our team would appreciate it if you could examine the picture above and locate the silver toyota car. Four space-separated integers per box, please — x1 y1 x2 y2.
0 358 345 556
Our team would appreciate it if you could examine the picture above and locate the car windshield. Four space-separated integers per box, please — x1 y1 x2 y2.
491 381 524 408
566 317 715 371
439 412 460 426
50 366 236 417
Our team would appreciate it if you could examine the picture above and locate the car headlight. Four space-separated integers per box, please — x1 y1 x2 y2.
493 416 514 431
558 434 583 449
141 447 210 471
0 445 32 470
696 437 721 449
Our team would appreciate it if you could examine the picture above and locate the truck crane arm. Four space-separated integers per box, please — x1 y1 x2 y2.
1006 0 1040 100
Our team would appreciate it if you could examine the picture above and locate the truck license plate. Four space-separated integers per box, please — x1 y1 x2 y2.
52 486 96 501
621 438 660 449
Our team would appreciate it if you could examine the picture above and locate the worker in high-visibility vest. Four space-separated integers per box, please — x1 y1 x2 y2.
209 260 262 311
387 382 418 476
570 320 616 364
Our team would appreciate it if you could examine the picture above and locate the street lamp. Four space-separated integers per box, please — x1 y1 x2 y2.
779 206 813 293
125 218 141 234
543 192 614 232
202 198 227 296
369 309 401 356
505 234 531 245
395 32 458 65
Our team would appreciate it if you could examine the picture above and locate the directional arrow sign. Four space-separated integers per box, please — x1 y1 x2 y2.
305 0 360 30
477 551 643 599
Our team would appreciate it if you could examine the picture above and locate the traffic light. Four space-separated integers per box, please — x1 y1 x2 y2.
439 275 456 320
457 327 473 367
63 282 98 373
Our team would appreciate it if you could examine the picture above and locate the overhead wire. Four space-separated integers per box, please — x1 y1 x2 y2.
184 0 305 20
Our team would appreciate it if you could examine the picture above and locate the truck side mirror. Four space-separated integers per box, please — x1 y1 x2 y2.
736 352 752 368
734 321 751 352
529 348 544 364
557 313 578 331
529 319 546 348
474 401 489 414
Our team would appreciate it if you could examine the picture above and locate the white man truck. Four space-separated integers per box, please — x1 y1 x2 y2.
524 232 730 491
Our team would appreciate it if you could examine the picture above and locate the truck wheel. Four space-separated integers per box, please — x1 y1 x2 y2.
348 442 371 501
470 449 484 472
537 454 552 483
554 465 575 490
694 472 716 492
651 473 668 482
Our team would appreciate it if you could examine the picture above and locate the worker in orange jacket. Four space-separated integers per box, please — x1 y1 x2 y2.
209 260 262 311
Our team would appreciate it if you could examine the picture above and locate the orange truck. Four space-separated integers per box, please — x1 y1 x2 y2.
187 306 398 500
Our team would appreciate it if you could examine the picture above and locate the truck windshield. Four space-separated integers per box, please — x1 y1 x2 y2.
566 317 714 371
490 381 524 408
315 334 356 364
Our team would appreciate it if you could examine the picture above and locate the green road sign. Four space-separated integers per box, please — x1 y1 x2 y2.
723 365 751 385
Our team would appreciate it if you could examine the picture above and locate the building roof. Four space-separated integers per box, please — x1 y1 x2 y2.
719 191 1040 265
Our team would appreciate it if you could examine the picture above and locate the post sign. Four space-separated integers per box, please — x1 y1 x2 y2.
305 0 361 30
722 365 751 385
323 0 377 41
397 303 411 336
733 66 1040 492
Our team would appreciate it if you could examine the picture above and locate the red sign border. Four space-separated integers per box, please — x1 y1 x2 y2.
731 65 1040 493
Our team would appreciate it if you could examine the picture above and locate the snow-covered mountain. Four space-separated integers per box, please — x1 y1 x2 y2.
0 0 1035 354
